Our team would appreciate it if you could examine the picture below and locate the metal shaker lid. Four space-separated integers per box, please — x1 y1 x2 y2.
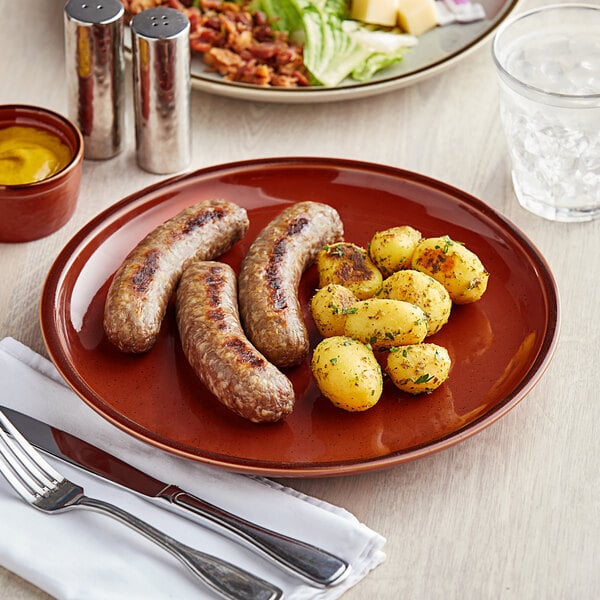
130 6 190 39
131 7 192 175
64 0 123 25
64 0 125 160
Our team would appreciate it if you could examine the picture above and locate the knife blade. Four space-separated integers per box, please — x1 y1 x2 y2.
0 406 349 588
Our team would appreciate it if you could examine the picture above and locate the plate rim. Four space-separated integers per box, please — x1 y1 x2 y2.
40 156 561 477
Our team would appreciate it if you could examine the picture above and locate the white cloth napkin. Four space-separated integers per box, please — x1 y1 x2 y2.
0 337 385 600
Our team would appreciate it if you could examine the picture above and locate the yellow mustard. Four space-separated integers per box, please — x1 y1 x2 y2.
0 126 72 186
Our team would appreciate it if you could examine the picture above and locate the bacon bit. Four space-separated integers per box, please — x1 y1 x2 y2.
122 0 310 87
206 47 244 69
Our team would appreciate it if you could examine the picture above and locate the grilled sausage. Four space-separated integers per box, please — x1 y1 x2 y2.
104 199 249 353
176 261 295 423
238 201 344 368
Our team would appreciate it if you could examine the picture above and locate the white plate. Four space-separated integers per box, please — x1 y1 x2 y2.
125 0 519 102
183 0 520 103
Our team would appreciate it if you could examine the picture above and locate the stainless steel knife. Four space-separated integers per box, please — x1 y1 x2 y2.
0 406 349 588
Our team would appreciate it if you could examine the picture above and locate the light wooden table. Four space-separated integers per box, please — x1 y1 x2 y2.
1 1 598 599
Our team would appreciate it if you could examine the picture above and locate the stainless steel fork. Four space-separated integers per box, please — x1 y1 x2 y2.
0 410 282 600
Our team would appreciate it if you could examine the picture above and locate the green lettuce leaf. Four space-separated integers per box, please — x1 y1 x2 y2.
351 49 406 81
257 0 305 33
302 5 371 86
252 0 412 86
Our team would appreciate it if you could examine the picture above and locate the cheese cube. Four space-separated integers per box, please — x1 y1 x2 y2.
351 0 399 27
397 0 438 35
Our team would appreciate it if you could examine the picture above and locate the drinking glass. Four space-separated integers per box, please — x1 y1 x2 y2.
492 3 600 222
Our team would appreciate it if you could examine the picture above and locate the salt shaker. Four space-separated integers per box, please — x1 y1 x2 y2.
131 7 191 174
64 0 125 160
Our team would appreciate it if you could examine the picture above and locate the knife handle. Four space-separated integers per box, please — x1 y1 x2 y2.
162 486 350 587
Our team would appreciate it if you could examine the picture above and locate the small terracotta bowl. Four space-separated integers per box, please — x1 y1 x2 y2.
0 104 84 243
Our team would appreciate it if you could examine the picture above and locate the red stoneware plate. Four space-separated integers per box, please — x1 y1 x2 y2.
40 157 559 477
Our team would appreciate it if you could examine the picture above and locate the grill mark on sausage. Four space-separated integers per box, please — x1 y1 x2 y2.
181 207 227 235
266 237 289 310
265 217 310 310
204 264 226 302
204 264 229 331
224 337 266 368
131 249 161 294
285 216 309 236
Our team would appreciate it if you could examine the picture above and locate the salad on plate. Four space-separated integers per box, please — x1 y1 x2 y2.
123 0 482 88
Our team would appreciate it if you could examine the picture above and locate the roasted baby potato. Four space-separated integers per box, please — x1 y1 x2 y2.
311 336 383 411
411 236 489 304
386 343 451 394
378 269 452 336
368 225 422 277
343 298 428 350
317 242 383 300
310 284 359 337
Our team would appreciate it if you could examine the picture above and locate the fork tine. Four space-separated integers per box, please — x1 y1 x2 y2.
0 410 63 492
0 410 64 482
0 427 52 491
0 424 56 501
0 445 38 502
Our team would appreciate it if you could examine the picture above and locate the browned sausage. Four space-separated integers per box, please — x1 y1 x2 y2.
104 199 249 353
176 261 295 423
238 201 344 368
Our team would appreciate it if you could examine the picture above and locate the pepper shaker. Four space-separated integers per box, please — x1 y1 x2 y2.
64 0 125 160
131 7 191 174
